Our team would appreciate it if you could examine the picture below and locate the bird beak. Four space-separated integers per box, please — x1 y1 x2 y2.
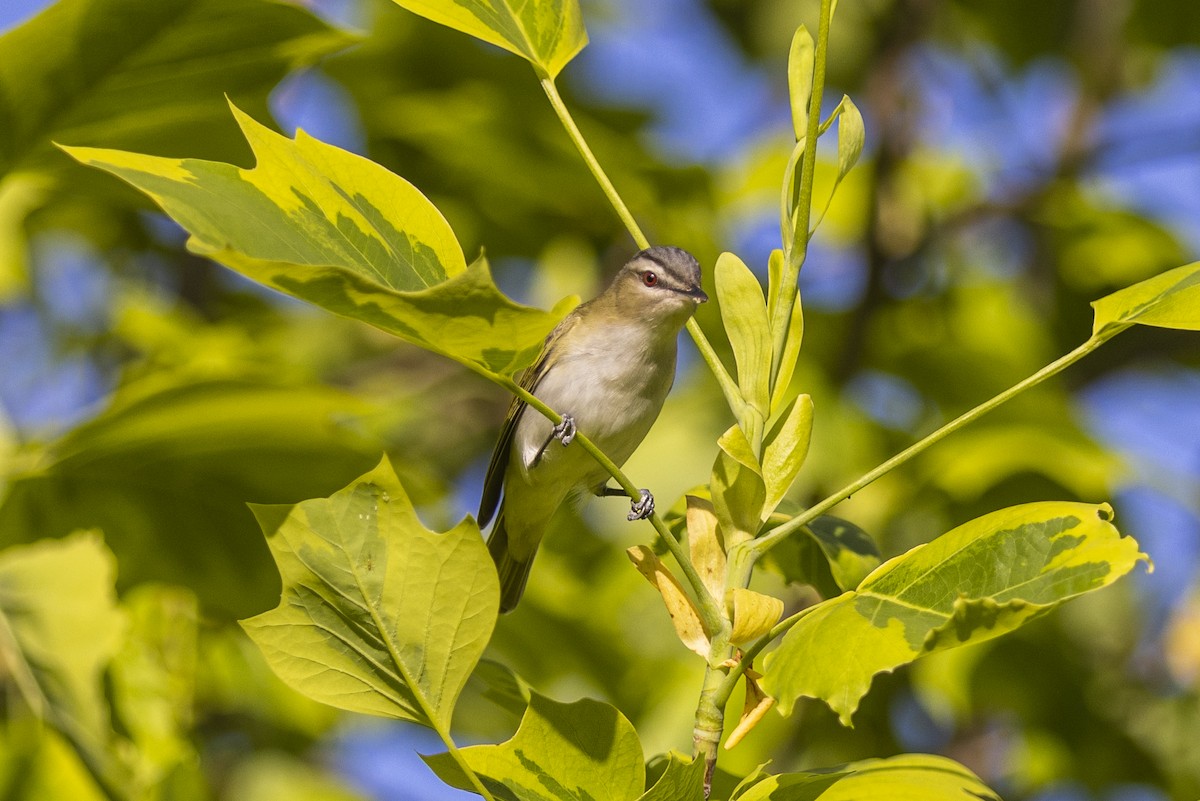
685 286 709 303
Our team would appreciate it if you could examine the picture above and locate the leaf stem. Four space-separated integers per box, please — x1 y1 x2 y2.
713 603 820 709
752 330 1123 557
437 734 497 801
497 375 729 635
538 76 744 419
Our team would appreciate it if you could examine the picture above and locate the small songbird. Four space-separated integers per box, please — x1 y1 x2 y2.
479 246 708 612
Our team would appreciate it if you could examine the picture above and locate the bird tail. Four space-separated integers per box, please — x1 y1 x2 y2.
486 512 534 613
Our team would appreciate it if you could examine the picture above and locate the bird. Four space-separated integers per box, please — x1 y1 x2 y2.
478 246 708 612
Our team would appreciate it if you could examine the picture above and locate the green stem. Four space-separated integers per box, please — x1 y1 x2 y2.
770 0 833 385
713 603 821 709
497 376 729 635
753 329 1123 557
538 76 745 419
437 734 497 801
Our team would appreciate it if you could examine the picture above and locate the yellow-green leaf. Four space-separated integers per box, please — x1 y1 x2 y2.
716 252 771 421
736 754 1000 801
65 105 568 374
763 502 1148 725
390 0 588 79
426 694 645 800
760 394 814 519
788 25 815 140
711 425 767 546
240 459 499 731
1091 261 1200 335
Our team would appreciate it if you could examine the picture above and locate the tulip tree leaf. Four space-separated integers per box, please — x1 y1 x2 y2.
762 515 882 599
425 694 645 801
0 533 128 792
715 252 771 419
640 753 706 801
1091 261 1200 335
65 105 569 374
760 393 814 520
240 459 499 731
788 25 815 141
711 425 766 545
0 0 352 179
763 502 1148 725
735 754 1000 801
389 0 587 79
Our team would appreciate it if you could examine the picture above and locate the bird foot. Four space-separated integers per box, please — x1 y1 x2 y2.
551 414 577 446
627 489 655 521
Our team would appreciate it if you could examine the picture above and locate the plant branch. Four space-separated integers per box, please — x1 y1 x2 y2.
713 603 822 709
538 76 745 419
770 0 834 385
753 329 1125 557
495 375 729 635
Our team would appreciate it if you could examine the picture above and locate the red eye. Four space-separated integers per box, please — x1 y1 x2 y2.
642 271 658 287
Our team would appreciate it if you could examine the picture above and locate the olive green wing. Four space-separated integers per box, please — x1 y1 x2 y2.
478 315 578 527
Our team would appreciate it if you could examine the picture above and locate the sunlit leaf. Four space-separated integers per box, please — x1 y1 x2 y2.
711 425 766 545
224 752 369 801
240 459 499 730
640 752 706 801
1091 261 1200 335
788 26 815 140
389 0 587 79
65 105 569 374
687 495 726 602
716 252 771 422
628 545 710 658
811 96 865 234
763 502 1148 725
426 694 645 800
0 0 352 179
725 670 774 751
727 588 783 647
760 394 814 520
0 533 128 792
735 754 999 801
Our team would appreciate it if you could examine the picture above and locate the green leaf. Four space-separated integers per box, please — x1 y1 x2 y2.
640 753 706 801
735 754 999 801
760 394 814 519
1091 261 1200 335
389 0 588 79
0 533 128 792
0 0 352 179
811 96 865 235
224 753 369 801
426 694 645 801
65 105 569 374
762 502 1148 725
762 515 882 599
0 379 387 618
716 252 771 422
788 26 815 140
711 425 767 545
240 458 499 731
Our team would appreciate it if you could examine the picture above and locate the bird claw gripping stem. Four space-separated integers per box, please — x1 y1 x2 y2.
627 489 655 521
551 414 577 446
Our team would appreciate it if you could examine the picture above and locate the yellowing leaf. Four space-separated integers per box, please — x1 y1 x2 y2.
240 459 499 731
686 496 726 602
763 502 1148 725
725 669 774 751
390 0 588 79
627 546 710 658
726 588 784 646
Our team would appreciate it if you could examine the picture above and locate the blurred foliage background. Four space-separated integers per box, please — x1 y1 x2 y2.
1 0 1198 799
